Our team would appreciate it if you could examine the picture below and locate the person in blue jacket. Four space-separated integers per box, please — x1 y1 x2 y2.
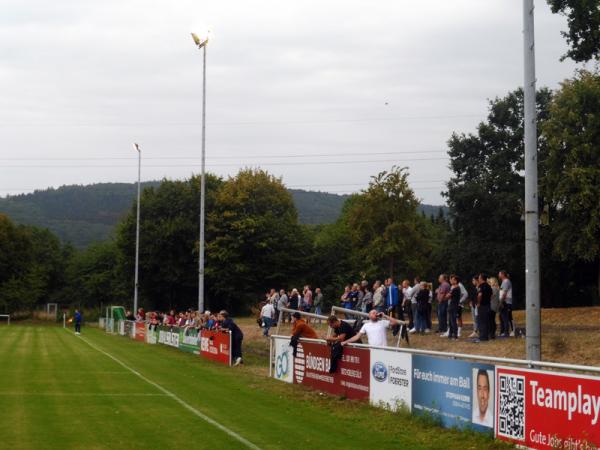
385 278 403 335
74 309 82 335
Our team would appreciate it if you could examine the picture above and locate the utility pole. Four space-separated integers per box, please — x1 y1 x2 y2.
192 32 209 313
133 143 142 316
523 0 541 361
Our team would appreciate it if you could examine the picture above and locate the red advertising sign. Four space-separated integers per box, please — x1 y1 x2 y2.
200 330 232 366
293 341 370 400
496 366 600 449
134 322 146 342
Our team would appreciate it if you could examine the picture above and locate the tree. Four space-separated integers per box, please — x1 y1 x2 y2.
547 0 600 62
543 70 600 297
342 167 433 280
207 169 309 311
444 88 553 304
116 175 223 311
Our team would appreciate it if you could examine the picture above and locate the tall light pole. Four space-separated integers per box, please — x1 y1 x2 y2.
133 143 142 316
523 0 541 360
191 32 209 313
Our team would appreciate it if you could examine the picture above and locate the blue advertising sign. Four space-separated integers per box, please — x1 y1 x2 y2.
412 355 494 433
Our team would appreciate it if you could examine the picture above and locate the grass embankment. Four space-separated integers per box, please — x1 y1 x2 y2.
0 325 510 450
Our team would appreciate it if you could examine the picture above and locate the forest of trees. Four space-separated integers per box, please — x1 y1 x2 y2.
0 2 598 315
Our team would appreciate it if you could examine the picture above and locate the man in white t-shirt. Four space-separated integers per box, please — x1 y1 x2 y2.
260 302 275 337
498 270 514 337
341 309 401 348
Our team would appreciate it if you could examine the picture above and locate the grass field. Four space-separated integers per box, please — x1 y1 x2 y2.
0 324 511 450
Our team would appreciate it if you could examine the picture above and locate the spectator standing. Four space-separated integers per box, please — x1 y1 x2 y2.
489 277 500 339
385 278 400 319
401 280 413 328
313 288 324 317
426 282 434 331
457 280 468 337
340 285 352 310
289 289 300 311
448 276 462 339
260 301 275 337
413 282 430 333
372 281 385 312
408 277 422 333
303 285 313 313
361 284 373 313
498 271 514 337
476 274 493 342
218 310 244 366
74 309 82 335
277 289 289 322
437 274 451 336
469 277 479 338
348 284 360 311
342 310 402 347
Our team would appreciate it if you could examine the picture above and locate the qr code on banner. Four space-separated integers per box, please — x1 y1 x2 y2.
498 373 525 440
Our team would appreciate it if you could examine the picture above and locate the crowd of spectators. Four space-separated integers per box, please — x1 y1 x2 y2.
260 270 515 344
124 308 244 365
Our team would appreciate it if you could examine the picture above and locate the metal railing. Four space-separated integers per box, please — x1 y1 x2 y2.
269 334 600 376
275 307 329 336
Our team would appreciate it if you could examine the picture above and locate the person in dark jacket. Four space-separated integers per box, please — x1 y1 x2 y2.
414 283 430 333
448 275 462 339
218 310 244 366
74 309 82 335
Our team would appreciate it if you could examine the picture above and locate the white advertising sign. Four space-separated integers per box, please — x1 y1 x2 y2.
369 349 412 411
273 337 293 384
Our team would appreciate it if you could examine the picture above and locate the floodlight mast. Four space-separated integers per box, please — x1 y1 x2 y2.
523 0 541 360
192 32 209 314
133 143 141 316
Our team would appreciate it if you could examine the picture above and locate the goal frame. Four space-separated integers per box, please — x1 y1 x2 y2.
0 314 10 326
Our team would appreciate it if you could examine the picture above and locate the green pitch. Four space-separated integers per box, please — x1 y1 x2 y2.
0 325 510 449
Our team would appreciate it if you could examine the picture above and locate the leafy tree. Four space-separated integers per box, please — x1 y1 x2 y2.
542 70 600 297
444 88 552 304
116 175 223 311
207 169 309 311
547 0 600 62
342 167 433 279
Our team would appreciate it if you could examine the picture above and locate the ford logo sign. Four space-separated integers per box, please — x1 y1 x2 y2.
372 362 387 382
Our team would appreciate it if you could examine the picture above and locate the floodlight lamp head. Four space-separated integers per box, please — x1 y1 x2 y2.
134 143 140 152
191 32 208 48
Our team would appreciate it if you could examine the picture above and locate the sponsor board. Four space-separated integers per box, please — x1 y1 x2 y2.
124 320 134 338
369 350 412 411
134 322 146 342
293 340 369 400
158 329 180 348
200 330 231 366
118 320 126 336
146 327 158 344
496 366 600 449
412 355 494 432
179 328 200 354
273 337 293 383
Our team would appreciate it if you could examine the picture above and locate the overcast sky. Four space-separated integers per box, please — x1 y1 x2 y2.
0 0 582 204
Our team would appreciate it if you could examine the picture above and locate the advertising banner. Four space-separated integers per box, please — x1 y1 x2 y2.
158 328 180 348
179 328 200 354
496 366 600 449
273 337 293 383
412 355 494 432
200 330 231 366
134 322 146 342
146 327 158 344
124 320 134 338
118 320 125 336
293 341 370 400
370 350 412 411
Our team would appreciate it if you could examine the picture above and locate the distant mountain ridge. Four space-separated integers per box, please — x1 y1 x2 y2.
0 182 448 248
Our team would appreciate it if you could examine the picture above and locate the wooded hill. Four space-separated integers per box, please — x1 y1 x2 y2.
0 182 447 248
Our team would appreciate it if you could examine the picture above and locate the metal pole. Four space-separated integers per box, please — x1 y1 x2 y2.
198 43 207 314
133 143 141 315
523 0 541 361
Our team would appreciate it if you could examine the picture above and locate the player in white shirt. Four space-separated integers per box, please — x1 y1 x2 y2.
341 309 402 348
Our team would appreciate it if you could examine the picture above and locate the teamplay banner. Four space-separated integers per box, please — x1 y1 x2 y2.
293 341 370 400
273 336 293 383
496 366 600 449
199 330 231 366
369 349 412 411
412 355 495 432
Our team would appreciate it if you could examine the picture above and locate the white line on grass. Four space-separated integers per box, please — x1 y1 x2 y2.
73 331 262 450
